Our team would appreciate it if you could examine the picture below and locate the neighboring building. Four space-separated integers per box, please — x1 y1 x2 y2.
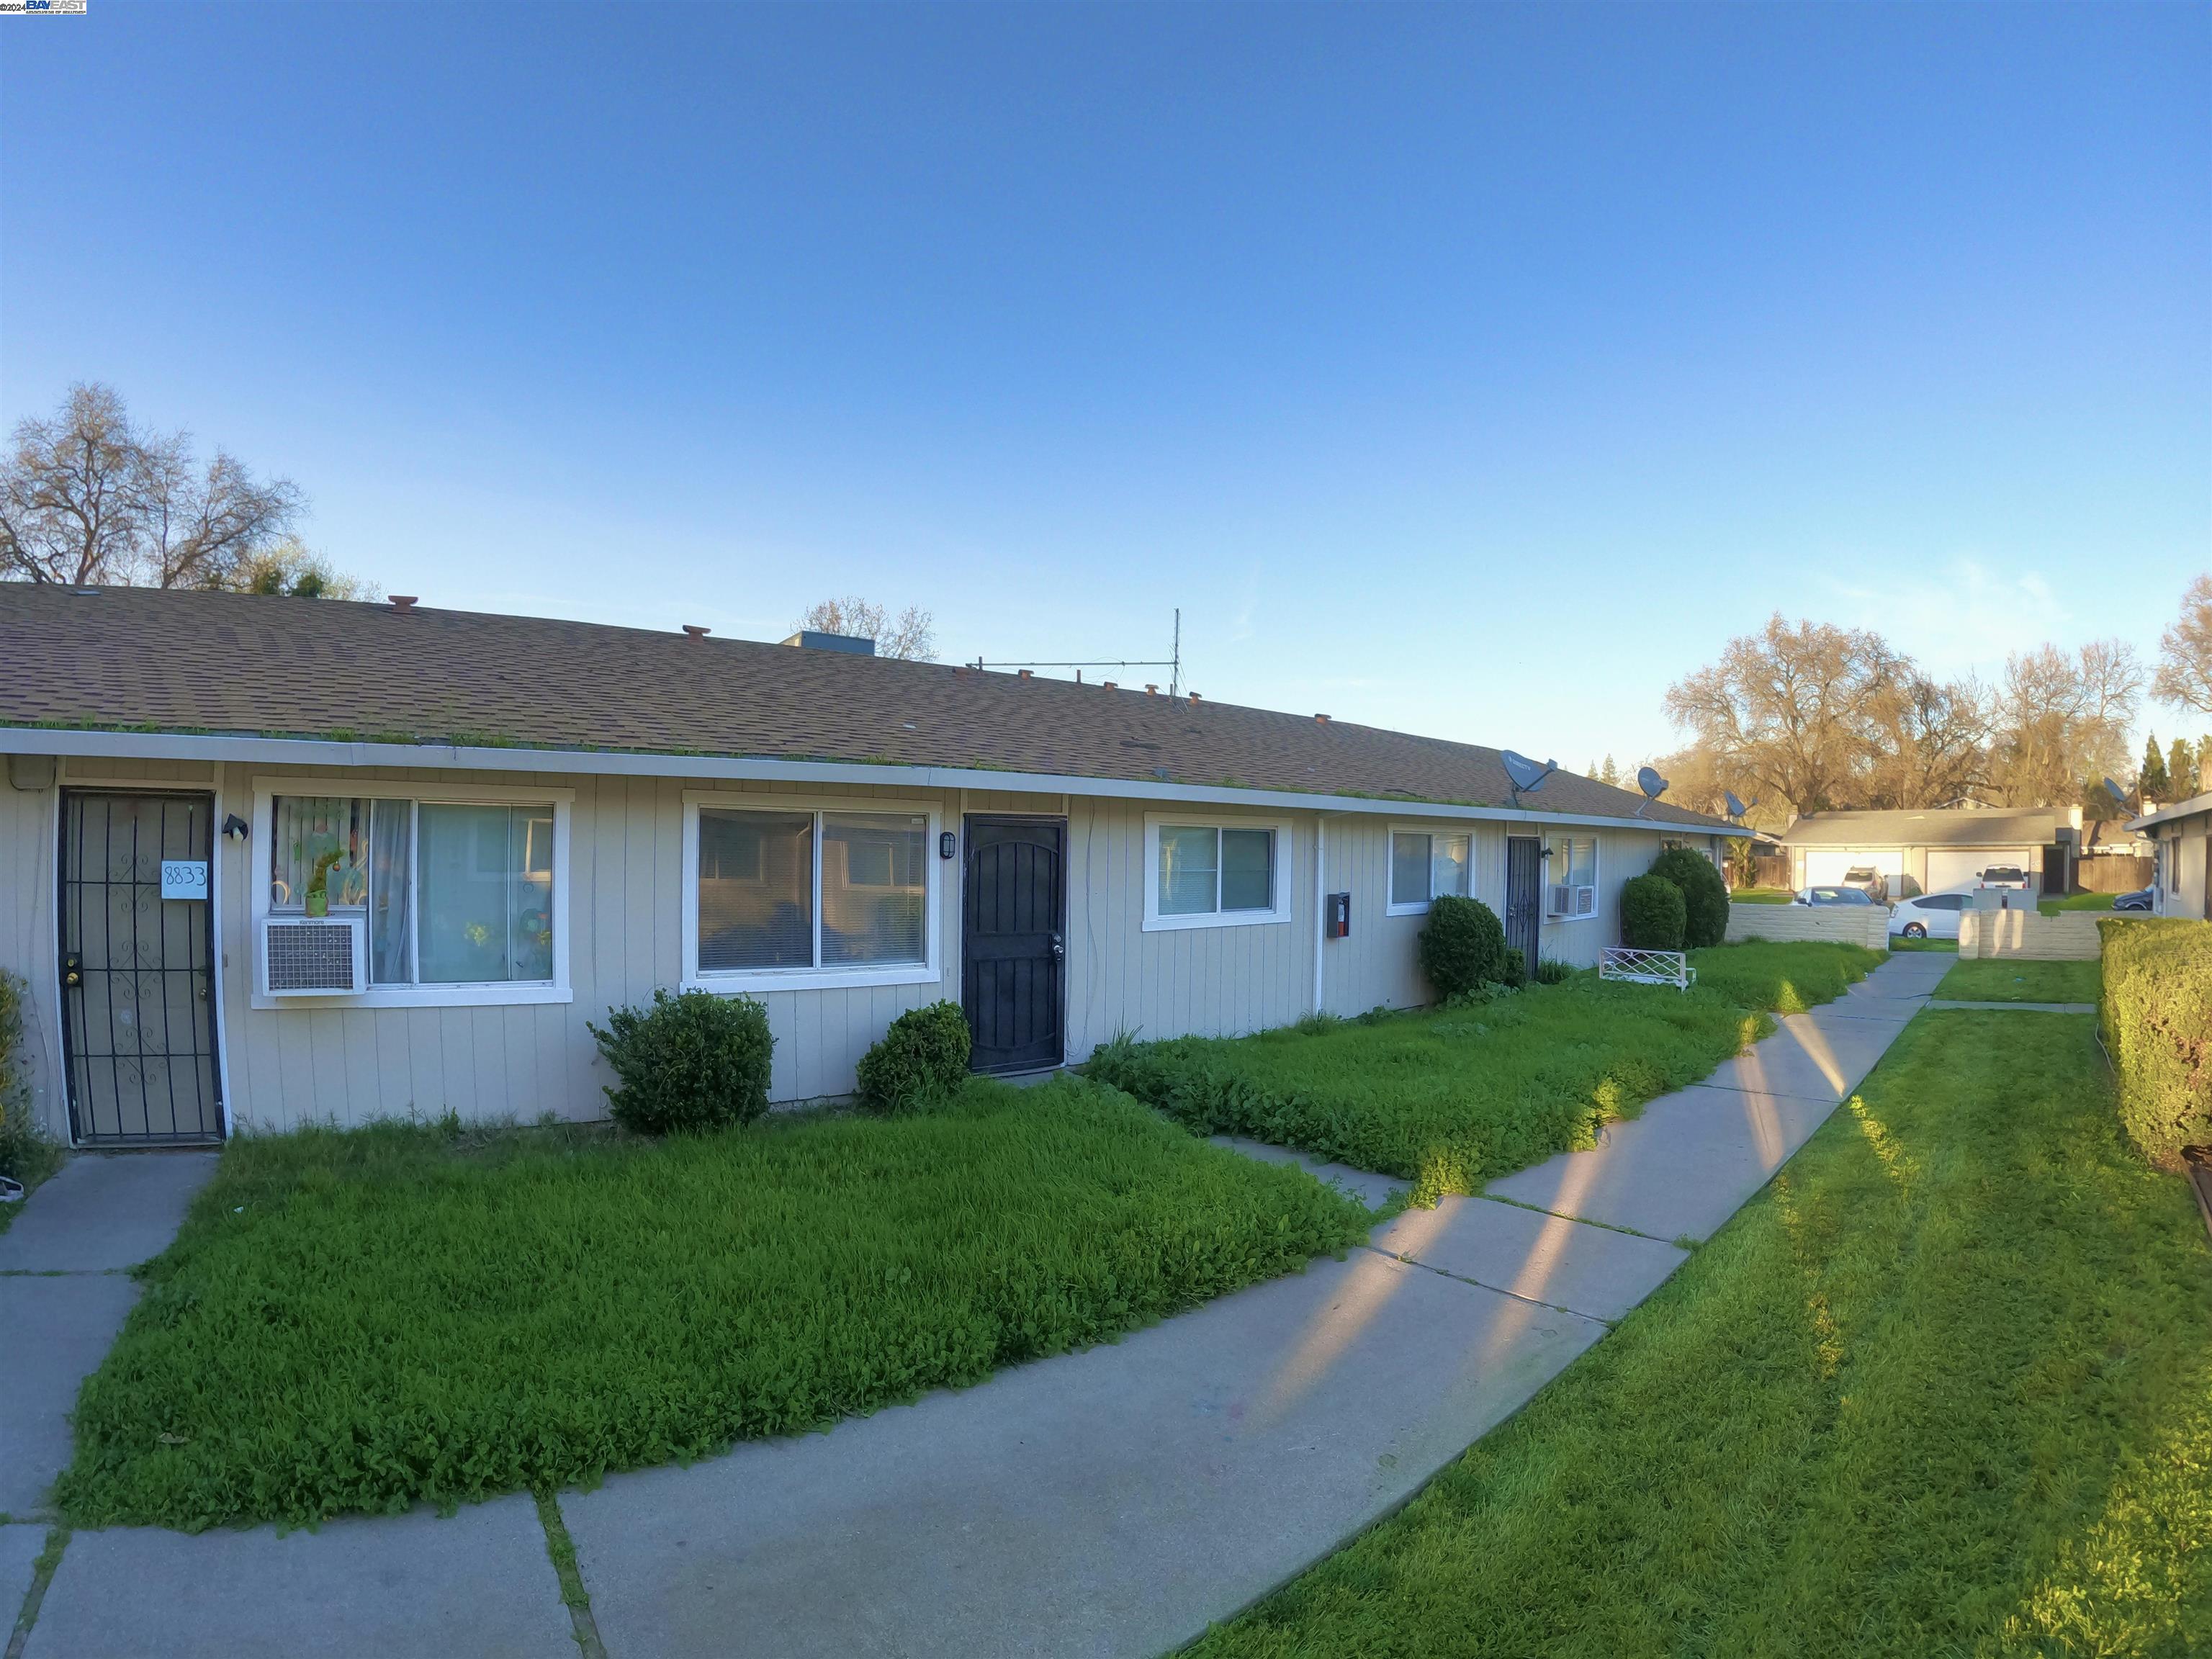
0 585 1742 1148
1777 806 2077 895
2129 791 2212 919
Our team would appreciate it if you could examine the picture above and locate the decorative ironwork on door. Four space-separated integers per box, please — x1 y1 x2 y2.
58 791 224 1144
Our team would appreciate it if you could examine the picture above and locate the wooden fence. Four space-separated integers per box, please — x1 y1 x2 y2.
2074 855 2153 894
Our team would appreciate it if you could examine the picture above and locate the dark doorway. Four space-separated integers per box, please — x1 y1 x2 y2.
58 791 225 1145
1504 835 1543 970
962 817 1066 1074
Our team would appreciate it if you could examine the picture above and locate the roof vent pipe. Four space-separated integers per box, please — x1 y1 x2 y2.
1145 684 1159 696
1018 669 1034 680
389 595 418 613
682 624 711 639
1315 713 1330 724
1188 692 1201 705
1102 681 1117 691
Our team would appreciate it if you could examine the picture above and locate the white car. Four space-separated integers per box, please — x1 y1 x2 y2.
1889 889 1972 940
1977 864 2030 890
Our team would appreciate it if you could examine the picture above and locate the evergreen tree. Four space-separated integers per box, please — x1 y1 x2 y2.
2139 733 2172 802
2170 737 2197 798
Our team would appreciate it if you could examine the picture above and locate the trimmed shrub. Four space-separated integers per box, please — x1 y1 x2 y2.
589 989 773 1136
2099 917 2212 1169
855 1001 973 1113
1418 895 1507 999
1650 847 1731 949
1500 948 1527 987
1621 873 1688 951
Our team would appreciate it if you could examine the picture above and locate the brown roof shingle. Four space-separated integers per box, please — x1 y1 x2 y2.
0 585 1732 830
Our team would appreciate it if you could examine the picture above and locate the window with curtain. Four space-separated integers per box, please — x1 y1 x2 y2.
1390 831 1470 909
1156 824 1277 918
694 806 927 973
270 795 557 986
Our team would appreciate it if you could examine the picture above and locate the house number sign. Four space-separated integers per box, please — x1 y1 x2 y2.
161 860 210 901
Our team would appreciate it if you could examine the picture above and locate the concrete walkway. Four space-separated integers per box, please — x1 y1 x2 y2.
6 953 1950 1659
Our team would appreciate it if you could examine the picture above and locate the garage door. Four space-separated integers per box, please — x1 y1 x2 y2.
1926 848 2033 891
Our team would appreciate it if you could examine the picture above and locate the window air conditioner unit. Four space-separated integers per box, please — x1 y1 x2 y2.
1573 884 1598 918
1547 884 1573 917
261 915 366 996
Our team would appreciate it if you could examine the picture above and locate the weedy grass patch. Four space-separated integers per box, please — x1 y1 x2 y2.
1088 943 1879 1205
1937 956 2103 1004
1183 1011 2212 1658
57 1075 1368 1532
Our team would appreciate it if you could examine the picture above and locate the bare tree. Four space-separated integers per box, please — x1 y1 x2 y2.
2154 573 2212 715
0 382 300 588
796 596 936 662
1663 615 1905 815
1861 672 1990 809
1987 641 2142 808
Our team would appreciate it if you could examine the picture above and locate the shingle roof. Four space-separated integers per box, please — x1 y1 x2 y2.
0 584 1733 830
1779 808 2061 848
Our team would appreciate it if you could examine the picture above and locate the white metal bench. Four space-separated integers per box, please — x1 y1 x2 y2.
1599 947 1695 991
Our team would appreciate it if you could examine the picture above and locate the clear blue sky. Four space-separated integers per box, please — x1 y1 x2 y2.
5 4 2206 766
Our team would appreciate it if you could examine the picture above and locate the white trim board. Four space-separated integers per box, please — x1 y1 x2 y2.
1 726 1750 839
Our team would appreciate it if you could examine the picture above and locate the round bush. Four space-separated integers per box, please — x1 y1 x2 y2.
588 988 773 1135
1500 947 1527 988
1418 895 1507 999
1620 873 1688 951
1650 846 1730 949
855 1000 973 1113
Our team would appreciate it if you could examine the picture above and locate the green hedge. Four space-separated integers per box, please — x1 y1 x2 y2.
1620 873 1687 951
0 970 62 1195
2099 917 2212 1169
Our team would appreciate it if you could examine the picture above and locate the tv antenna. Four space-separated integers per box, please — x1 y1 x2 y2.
1634 766 1670 818
1501 750 1558 809
968 608 1183 695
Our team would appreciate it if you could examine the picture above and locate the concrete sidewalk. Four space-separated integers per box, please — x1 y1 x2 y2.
9 954 1943 1659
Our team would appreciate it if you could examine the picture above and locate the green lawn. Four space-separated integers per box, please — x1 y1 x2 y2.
55 1076 1369 1532
1936 957 2103 1004
1729 886 1797 904
1888 935 1959 953
1184 1011 2212 1658
2042 891 2120 916
1087 943 1881 1205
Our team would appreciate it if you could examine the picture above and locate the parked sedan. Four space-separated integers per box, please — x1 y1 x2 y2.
1978 864 2031 889
1796 885 1877 907
1889 889 1971 940
2113 887 2154 913
1840 865 1889 904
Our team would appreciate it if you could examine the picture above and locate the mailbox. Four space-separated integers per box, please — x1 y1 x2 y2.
1325 891 1352 940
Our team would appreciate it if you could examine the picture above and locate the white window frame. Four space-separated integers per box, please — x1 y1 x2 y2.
682 791 943 993
1385 823 1475 917
249 778 573 1010
1142 813 1295 932
1545 832 1602 922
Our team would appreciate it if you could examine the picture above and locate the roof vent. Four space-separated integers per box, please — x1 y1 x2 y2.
1102 680 1117 691
781 630 876 656
1188 692 1201 705
682 624 711 639
1018 669 1034 680
1315 713 1330 724
389 595 418 613
1145 684 1159 696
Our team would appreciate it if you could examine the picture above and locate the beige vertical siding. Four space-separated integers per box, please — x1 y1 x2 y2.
0 749 1730 1136
1061 797 1316 1060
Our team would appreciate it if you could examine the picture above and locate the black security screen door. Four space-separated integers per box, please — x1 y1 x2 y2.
1504 835 1542 971
962 817 1066 1073
58 791 224 1145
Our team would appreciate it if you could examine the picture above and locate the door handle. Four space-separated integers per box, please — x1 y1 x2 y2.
1050 933 1064 958
62 953 82 989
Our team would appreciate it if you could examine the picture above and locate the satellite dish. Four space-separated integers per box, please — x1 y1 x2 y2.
1724 790 1755 819
1634 766 1669 817
2101 777 2131 811
1501 750 1557 807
